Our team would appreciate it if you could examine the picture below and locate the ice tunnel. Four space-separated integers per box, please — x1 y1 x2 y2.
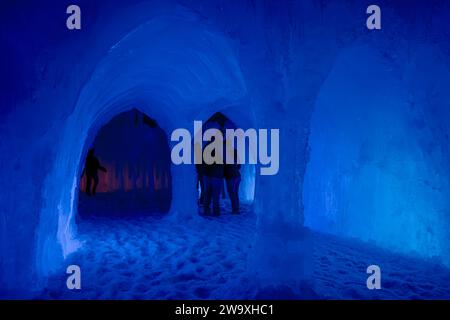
78 109 172 217
2 0 450 300
33 13 251 281
198 111 257 205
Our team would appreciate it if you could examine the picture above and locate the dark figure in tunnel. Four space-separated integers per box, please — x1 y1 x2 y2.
197 161 226 207
221 179 227 199
202 138 224 216
224 147 241 214
83 148 107 196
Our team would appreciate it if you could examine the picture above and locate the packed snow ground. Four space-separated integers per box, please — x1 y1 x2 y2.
39 202 450 299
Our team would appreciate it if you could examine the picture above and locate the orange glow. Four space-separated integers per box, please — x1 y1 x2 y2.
80 160 170 193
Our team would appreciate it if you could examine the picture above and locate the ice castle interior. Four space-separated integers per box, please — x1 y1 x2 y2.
1 0 450 299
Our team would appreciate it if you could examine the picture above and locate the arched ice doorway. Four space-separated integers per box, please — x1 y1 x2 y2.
195 110 257 209
35 14 250 278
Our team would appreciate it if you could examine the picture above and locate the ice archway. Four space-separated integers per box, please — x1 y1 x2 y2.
36 16 249 277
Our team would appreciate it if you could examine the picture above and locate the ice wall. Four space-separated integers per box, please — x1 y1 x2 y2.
304 41 450 264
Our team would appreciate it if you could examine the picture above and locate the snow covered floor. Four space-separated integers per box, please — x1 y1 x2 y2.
312 232 450 299
38 203 450 299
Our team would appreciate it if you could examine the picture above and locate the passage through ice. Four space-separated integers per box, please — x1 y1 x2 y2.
1 0 450 300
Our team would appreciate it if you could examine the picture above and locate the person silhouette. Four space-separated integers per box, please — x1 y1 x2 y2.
202 137 225 216
224 146 241 214
83 148 107 196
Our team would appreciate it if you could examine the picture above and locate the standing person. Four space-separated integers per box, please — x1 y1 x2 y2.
83 148 107 196
221 178 227 199
196 163 205 205
224 147 241 214
202 139 225 216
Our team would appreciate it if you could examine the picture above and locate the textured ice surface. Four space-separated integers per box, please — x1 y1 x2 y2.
38 203 450 300
1 0 450 295
304 43 450 264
